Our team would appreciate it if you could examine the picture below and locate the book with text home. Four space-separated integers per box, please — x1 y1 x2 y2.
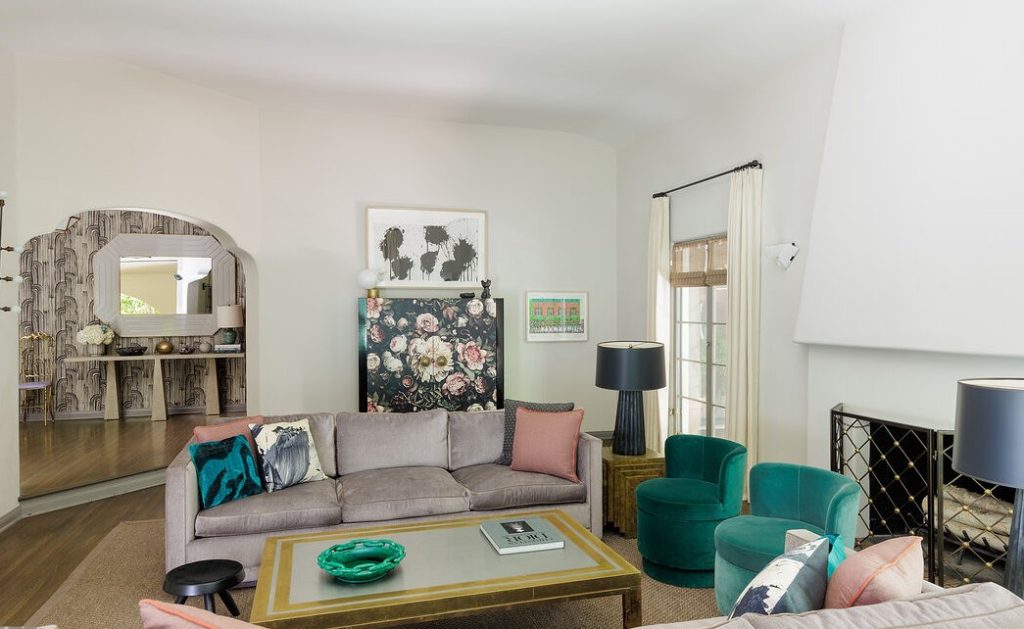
479 517 565 555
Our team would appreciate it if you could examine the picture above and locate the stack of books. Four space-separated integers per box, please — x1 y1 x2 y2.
479 518 565 555
214 344 242 353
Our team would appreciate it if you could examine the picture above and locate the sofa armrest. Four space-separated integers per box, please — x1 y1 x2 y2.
578 432 603 539
165 441 199 572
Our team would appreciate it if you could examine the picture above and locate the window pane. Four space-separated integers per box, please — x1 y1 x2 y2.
679 399 708 436
713 365 726 406
681 362 706 401
712 323 727 365
712 406 726 438
679 287 707 322
678 323 707 362
713 286 727 324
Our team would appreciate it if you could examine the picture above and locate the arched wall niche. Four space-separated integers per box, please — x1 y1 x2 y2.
17 206 256 419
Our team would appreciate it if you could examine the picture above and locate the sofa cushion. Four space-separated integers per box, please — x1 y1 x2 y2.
499 399 575 465
251 419 328 492
452 463 586 510
193 415 264 458
730 538 828 618
637 477 732 521
188 434 264 509
825 536 924 608
195 478 341 537
449 410 504 470
715 515 824 574
510 408 584 482
338 466 469 522
139 599 261 628
337 409 449 475
263 412 337 477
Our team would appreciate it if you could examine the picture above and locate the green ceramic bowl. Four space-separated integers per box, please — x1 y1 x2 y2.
316 539 406 583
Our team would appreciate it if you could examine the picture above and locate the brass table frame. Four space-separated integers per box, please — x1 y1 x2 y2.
251 509 642 629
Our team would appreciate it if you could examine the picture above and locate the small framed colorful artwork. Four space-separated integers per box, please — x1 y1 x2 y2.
525 291 588 342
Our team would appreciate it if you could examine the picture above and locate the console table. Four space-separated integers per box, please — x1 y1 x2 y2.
63 353 246 421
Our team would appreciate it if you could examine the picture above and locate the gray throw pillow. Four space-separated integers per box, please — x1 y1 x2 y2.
498 399 575 465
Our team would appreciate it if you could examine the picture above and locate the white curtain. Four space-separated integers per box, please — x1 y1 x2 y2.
726 168 762 475
645 196 671 453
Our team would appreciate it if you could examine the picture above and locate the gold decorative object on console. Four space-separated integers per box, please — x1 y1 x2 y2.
155 340 174 354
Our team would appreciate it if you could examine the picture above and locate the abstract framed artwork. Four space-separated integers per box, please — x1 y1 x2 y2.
358 297 504 412
366 207 487 289
525 291 588 342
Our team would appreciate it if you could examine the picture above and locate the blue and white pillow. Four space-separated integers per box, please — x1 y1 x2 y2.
729 537 828 618
250 418 327 492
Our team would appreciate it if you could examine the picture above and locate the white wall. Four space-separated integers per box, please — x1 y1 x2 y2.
257 106 619 426
799 0 1024 465
796 0 1024 356
0 44 19 517
616 36 841 463
8 55 619 450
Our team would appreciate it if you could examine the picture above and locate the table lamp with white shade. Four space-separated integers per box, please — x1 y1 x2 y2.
217 305 244 345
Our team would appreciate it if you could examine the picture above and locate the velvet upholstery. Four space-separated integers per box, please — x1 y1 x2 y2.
448 410 504 470
336 409 449 475
714 462 859 614
337 466 469 522
637 435 747 588
451 463 586 510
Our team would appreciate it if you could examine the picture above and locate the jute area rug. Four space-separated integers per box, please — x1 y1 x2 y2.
28 519 719 628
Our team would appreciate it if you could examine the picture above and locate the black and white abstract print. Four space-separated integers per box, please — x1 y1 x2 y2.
251 418 327 492
367 208 487 288
730 538 828 618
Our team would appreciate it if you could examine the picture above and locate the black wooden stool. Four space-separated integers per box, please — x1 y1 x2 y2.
163 559 244 616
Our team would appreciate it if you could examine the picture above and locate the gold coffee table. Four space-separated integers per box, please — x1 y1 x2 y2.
250 509 642 628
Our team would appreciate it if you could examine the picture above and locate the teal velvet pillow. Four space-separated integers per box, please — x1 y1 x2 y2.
189 434 263 509
826 533 847 578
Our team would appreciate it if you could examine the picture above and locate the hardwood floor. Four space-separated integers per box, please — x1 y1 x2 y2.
19 412 242 498
0 485 166 626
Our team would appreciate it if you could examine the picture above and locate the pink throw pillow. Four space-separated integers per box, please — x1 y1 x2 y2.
825 536 923 608
193 416 264 457
510 408 584 482
139 599 261 628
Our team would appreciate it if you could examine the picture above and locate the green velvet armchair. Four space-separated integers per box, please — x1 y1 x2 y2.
636 434 747 587
713 462 859 613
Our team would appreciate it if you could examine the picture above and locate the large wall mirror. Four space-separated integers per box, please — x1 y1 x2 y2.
95 234 236 336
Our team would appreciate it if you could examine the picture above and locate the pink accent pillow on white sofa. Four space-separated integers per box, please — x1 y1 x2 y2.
825 536 924 608
139 599 261 628
510 408 584 482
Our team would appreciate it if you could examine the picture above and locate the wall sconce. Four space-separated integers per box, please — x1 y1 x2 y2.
765 242 799 270
357 268 382 298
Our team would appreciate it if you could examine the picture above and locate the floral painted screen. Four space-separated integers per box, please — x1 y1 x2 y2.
359 297 504 412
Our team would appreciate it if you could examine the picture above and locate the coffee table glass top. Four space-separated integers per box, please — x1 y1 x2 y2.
251 509 638 626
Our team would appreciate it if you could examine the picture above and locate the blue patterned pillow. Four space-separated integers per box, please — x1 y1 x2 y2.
729 537 828 618
189 434 264 509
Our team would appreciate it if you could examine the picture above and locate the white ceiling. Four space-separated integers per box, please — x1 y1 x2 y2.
0 0 888 146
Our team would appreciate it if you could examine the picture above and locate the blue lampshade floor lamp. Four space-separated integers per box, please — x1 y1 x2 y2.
595 341 667 456
952 378 1024 597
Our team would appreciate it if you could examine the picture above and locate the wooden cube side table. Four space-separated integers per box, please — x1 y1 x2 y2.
602 447 665 538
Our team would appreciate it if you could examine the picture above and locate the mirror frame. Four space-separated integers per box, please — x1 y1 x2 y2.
94 234 236 337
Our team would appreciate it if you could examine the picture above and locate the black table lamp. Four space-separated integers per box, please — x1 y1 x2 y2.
595 341 667 456
953 378 1024 597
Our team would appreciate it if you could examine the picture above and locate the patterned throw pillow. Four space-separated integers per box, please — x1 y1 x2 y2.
498 399 575 465
250 418 328 492
730 537 829 618
188 434 263 510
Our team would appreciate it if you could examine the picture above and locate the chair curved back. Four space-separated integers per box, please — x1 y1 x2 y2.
664 434 747 513
19 332 54 384
749 462 859 547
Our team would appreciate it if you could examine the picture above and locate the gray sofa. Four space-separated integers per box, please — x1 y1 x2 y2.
166 409 602 581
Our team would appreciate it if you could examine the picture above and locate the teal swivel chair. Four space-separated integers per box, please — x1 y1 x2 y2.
636 435 747 588
713 462 859 613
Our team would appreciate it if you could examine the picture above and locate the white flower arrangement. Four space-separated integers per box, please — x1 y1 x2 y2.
76 324 114 346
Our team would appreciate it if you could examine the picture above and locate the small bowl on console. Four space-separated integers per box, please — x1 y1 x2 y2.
116 345 148 356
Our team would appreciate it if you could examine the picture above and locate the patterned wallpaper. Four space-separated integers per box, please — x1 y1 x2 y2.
18 210 246 418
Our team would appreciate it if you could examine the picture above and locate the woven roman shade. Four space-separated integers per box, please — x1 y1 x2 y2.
670 235 728 287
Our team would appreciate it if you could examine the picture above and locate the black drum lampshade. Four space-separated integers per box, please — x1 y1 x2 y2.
595 341 667 455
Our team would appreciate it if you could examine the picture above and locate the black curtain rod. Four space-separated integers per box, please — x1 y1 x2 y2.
652 159 762 198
